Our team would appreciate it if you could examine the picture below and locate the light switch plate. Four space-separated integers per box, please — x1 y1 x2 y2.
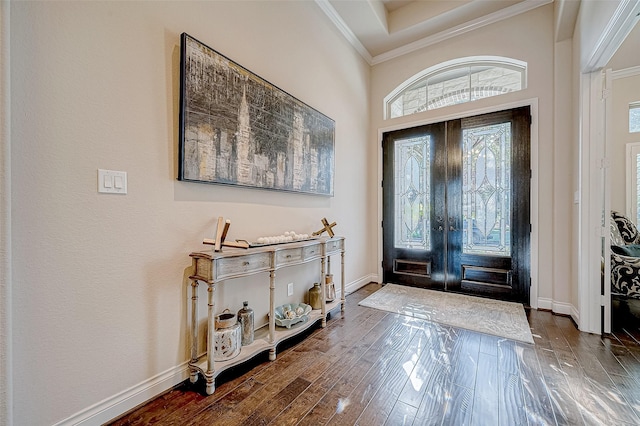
287 283 294 296
98 169 127 194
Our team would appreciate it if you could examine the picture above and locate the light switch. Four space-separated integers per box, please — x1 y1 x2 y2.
98 169 127 194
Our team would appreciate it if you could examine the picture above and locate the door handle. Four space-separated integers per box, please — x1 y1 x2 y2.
449 217 458 232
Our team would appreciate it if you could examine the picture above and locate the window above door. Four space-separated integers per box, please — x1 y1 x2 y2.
384 56 527 120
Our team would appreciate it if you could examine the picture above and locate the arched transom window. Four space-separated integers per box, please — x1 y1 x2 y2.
385 56 527 119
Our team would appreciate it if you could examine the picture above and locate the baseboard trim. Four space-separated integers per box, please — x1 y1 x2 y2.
344 274 378 296
56 273 379 425
570 305 580 326
537 297 553 310
551 300 574 317
53 362 190 426
537 297 579 324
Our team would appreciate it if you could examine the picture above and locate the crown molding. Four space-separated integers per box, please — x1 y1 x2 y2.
371 0 552 65
583 0 640 72
314 0 373 64
612 65 640 80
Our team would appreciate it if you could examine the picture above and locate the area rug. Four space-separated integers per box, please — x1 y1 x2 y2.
359 283 534 344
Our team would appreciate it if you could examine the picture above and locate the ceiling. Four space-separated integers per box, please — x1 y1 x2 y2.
316 0 580 65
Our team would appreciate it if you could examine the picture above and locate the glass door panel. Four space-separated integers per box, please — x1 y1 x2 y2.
394 136 431 250
383 123 446 289
462 122 511 256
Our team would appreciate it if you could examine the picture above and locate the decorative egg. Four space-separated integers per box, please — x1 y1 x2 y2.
295 306 304 316
285 310 296 319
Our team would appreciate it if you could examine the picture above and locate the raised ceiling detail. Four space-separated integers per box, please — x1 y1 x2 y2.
317 0 570 65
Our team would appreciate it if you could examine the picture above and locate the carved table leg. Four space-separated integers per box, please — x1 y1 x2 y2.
189 280 199 384
320 255 327 327
205 283 216 395
204 372 215 395
341 250 345 312
269 270 276 361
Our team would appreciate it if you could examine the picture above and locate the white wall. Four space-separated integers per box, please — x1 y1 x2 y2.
611 74 640 214
608 23 640 215
607 22 640 72
553 37 575 313
9 1 372 424
1 1 12 425
370 5 562 308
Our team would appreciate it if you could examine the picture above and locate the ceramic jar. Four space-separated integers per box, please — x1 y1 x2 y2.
237 301 254 346
215 309 236 329
212 309 241 361
309 282 322 310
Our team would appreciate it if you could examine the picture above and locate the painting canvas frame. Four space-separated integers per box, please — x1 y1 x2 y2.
178 33 335 196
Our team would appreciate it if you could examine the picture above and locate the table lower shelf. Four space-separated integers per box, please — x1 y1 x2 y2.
189 299 342 392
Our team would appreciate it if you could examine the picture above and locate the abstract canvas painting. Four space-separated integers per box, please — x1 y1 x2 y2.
178 33 335 196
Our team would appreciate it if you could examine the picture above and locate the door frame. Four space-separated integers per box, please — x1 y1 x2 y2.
377 98 539 308
578 0 640 335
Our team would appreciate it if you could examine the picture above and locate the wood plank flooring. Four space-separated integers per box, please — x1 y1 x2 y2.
107 284 640 425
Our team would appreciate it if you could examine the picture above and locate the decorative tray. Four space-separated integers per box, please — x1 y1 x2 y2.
248 235 318 248
272 303 312 329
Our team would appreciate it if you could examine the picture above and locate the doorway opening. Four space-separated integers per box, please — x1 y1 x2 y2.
382 106 531 304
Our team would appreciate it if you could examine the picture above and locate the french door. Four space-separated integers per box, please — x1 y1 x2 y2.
382 107 531 303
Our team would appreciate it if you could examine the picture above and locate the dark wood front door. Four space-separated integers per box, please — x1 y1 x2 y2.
382 107 531 303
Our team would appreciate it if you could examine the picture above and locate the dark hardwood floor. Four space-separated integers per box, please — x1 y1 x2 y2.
108 284 640 425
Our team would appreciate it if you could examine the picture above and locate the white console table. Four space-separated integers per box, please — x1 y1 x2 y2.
187 236 345 394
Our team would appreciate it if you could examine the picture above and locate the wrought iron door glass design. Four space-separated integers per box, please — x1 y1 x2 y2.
462 122 511 256
394 136 431 250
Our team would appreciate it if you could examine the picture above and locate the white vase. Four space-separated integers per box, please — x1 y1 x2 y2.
212 322 241 361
